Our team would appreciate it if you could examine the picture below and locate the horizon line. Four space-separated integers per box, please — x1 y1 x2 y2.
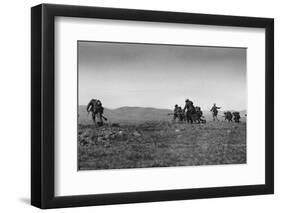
78 105 247 112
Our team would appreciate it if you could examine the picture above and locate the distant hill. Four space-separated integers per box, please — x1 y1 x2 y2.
78 106 173 124
78 106 246 124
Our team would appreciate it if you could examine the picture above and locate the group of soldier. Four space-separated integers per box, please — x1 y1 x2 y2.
223 111 241 123
172 99 205 123
172 99 241 123
85 98 242 126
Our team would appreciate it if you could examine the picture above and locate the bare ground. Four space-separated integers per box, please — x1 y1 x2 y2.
78 121 246 170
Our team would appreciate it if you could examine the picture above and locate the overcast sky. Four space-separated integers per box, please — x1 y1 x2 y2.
78 41 246 111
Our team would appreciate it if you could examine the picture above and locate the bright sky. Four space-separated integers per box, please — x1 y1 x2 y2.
78 41 246 111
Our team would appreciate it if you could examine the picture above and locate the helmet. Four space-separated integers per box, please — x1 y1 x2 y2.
185 99 189 102
175 104 178 107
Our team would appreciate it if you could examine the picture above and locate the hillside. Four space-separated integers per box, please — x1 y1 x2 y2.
78 106 173 124
78 106 246 124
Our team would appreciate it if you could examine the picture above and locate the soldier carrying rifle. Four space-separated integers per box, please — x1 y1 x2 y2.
168 104 184 122
86 99 107 126
210 103 221 121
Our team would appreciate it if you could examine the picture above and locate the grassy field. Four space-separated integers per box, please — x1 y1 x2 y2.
78 120 246 170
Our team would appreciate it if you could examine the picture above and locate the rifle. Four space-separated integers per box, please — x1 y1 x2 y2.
167 113 174 115
87 110 108 121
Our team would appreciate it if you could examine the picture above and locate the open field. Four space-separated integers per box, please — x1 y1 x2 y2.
78 119 246 170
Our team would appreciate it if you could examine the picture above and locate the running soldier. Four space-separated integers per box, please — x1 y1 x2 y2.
86 99 106 126
223 111 233 122
232 112 241 123
210 103 221 121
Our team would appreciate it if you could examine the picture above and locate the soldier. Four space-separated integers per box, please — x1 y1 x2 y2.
183 99 195 112
232 112 241 123
87 99 105 126
223 111 233 122
173 104 179 121
177 106 184 121
184 99 195 123
195 106 203 118
210 103 221 121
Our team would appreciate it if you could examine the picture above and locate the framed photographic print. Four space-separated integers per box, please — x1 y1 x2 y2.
31 4 274 209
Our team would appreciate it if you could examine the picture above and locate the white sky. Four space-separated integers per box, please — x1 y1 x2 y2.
78 41 246 111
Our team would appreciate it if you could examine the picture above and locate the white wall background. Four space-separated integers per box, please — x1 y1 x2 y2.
0 0 279 212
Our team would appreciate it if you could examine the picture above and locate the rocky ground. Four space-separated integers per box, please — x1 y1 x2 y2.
78 120 246 170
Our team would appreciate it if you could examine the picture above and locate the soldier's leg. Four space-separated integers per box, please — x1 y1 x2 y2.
99 113 103 126
185 112 189 123
189 115 194 124
92 113 96 124
214 112 218 121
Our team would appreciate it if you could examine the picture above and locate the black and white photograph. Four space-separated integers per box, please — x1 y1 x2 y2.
78 41 247 170
29 2 274 210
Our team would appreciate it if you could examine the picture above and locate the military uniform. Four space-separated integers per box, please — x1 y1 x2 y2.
195 106 203 118
177 107 184 121
210 104 221 121
87 99 104 126
173 105 179 121
183 99 195 113
232 112 241 123
224 111 233 122
183 99 196 123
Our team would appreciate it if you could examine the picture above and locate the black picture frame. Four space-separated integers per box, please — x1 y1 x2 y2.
31 3 274 209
